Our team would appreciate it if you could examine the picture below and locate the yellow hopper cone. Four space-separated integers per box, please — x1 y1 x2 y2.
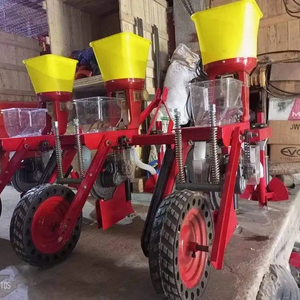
191 0 263 65
23 54 78 94
90 32 151 82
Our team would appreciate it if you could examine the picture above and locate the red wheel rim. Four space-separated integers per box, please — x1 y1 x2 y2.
31 196 70 254
178 208 207 289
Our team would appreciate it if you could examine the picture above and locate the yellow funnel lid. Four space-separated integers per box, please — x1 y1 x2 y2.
23 54 78 94
90 32 151 82
191 0 263 65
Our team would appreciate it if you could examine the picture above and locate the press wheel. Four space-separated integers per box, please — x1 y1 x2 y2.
10 184 82 267
149 190 214 300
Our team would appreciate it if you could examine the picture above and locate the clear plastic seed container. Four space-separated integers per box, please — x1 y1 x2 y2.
189 78 243 127
1 108 47 137
74 97 125 133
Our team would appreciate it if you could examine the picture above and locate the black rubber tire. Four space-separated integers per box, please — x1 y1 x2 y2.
11 168 38 193
149 189 214 300
10 184 82 267
257 264 300 300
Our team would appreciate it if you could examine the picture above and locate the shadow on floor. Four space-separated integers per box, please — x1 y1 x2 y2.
0 217 159 300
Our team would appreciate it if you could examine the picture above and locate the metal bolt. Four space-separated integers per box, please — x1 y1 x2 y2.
89 173 93 177
188 140 194 146
106 140 111 146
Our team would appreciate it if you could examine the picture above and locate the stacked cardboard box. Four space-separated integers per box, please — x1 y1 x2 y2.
269 98 300 163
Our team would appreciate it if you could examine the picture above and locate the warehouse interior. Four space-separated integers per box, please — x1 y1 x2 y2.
1 0 300 299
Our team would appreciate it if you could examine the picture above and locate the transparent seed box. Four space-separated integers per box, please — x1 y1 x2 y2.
1 108 47 137
74 97 125 133
189 78 243 127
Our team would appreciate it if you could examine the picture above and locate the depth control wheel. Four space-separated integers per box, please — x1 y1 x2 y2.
12 157 44 193
149 190 214 300
10 184 82 267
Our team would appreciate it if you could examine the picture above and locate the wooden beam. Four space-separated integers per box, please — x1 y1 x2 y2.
270 63 300 81
0 34 40 52
0 63 27 72
260 13 294 28
0 89 36 97
119 10 169 41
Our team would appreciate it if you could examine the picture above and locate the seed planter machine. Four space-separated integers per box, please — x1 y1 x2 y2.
2 1 290 299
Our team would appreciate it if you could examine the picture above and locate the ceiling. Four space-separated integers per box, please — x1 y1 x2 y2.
0 0 48 37
60 0 119 16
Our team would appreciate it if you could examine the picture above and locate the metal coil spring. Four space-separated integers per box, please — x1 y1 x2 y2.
209 104 220 184
174 109 185 183
74 119 85 179
54 121 63 179
244 133 251 165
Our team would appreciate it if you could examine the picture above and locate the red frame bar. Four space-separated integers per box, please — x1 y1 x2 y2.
211 127 241 269
0 140 28 194
58 136 111 239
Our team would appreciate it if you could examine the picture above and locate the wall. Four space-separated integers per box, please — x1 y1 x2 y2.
46 0 121 56
91 12 121 41
0 31 40 102
256 0 300 54
210 0 300 54
174 0 207 53
46 0 93 56
119 0 169 94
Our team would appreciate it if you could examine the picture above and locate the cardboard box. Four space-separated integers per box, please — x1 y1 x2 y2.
270 144 300 163
268 121 300 144
269 98 300 121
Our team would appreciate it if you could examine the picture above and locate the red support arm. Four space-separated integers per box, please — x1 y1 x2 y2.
0 140 28 194
58 136 111 239
211 127 241 269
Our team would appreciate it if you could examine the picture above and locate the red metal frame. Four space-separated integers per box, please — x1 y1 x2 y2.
98 183 134 230
0 57 289 274
58 136 110 239
0 140 28 194
211 127 241 269
290 251 300 269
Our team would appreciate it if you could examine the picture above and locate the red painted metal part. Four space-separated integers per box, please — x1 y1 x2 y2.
98 183 134 230
106 79 145 130
144 175 157 194
0 135 75 152
258 143 268 205
290 252 300 269
250 127 272 142
144 88 174 135
83 129 138 149
267 177 289 201
205 57 257 77
58 136 110 239
31 196 70 254
178 207 208 289
181 123 249 147
211 127 241 269
257 112 264 123
205 57 257 123
0 140 28 194
38 92 72 135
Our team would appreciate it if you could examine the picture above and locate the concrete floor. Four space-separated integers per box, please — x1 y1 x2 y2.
0 186 299 300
